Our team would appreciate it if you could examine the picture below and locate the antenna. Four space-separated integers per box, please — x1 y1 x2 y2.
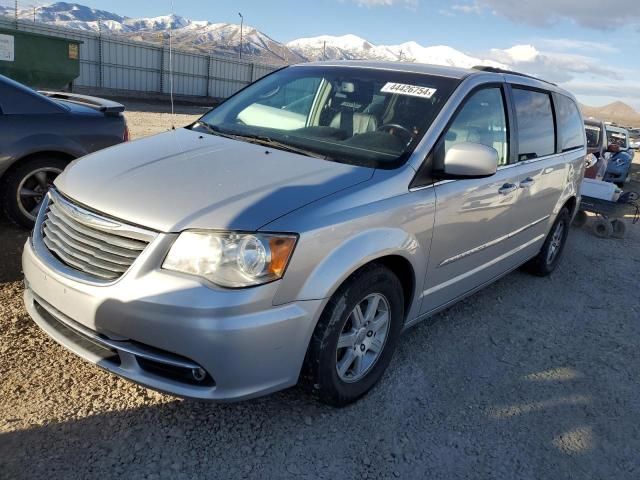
168 0 175 129
238 12 243 60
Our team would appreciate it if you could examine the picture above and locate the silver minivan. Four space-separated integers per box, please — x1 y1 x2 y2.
23 62 586 406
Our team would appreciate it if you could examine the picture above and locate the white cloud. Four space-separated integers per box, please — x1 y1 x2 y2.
488 44 623 84
485 43 640 109
565 82 640 110
565 82 640 99
451 3 483 14
449 0 640 29
351 0 418 7
533 38 619 54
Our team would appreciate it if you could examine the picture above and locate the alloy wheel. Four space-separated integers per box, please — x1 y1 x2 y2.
16 167 62 221
336 293 391 383
546 220 565 265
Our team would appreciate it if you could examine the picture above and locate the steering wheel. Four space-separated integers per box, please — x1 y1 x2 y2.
376 123 416 144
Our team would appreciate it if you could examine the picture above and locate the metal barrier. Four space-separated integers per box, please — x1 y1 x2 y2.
0 16 281 99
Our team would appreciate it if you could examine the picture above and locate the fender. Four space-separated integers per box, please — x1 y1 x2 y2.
0 133 87 176
275 227 427 322
549 152 583 222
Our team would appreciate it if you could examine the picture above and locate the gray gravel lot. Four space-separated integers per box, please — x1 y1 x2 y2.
1 101 640 479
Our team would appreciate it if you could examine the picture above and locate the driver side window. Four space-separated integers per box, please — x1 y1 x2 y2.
444 87 509 166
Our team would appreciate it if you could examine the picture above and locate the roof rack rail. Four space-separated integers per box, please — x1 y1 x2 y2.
471 66 557 86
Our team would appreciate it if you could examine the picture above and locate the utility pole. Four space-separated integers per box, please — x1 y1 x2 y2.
323 41 326 60
238 12 243 60
399 49 403 62
14 0 18 27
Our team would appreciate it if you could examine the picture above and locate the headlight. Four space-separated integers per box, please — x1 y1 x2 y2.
162 231 297 288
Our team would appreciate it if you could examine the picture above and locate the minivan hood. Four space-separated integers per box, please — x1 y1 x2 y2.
55 128 373 232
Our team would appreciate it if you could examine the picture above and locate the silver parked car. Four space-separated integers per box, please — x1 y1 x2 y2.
23 62 586 406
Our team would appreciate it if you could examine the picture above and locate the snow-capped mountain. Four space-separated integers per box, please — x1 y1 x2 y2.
287 34 378 61
129 22 306 63
287 35 504 68
0 2 501 67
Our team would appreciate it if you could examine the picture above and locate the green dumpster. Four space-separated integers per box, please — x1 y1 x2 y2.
0 27 81 90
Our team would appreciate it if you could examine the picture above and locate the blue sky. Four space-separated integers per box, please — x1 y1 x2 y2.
22 0 640 108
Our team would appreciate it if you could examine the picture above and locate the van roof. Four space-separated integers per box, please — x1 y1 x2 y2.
295 60 574 98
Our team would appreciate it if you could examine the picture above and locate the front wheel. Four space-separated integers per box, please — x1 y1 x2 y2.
524 207 570 276
1 156 68 228
302 264 404 406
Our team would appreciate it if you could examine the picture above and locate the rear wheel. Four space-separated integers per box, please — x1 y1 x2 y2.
302 264 404 406
1 156 68 228
524 207 570 276
592 218 613 238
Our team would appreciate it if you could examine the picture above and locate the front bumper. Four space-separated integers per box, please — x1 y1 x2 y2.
22 239 324 401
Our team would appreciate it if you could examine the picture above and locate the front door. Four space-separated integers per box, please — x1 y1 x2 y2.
420 86 523 314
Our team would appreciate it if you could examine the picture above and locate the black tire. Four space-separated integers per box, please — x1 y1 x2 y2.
524 207 571 277
1 155 68 228
592 218 613 238
572 210 588 228
302 264 404 406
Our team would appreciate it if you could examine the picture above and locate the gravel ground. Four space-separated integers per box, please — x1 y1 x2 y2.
1 102 640 480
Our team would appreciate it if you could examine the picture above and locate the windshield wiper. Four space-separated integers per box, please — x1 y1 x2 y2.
193 123 330 160
193 121 239 140
229 133 330 160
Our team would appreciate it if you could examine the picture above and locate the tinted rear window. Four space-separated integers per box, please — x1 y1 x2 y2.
513 88 556 161
555 95 584 151
607 129 628 149
585 124 602 148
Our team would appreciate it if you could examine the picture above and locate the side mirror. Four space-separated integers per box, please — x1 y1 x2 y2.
585 153 598 169
443 142 499 179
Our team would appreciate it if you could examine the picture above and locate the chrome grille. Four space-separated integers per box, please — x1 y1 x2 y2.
38 190 156 281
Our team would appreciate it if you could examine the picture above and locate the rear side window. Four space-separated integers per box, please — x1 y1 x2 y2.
555 95 584 151
512 88 556 161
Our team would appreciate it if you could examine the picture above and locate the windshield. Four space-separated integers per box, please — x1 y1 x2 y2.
606 129 628 149
585 124 602 148
196 66 460 168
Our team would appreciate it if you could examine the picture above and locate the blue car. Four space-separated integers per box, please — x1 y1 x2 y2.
604 126 634 187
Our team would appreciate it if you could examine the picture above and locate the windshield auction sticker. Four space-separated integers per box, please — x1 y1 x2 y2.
381 82 437 99
0 34 14 62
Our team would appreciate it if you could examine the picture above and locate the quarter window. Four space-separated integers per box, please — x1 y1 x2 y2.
443 87 509 166
555 95 584 151
512 88 556 161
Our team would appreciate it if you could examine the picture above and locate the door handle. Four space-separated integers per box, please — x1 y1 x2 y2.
498 183 518 195
519 177 536 188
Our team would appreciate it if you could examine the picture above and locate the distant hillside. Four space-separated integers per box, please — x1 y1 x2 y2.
581 101 640 127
